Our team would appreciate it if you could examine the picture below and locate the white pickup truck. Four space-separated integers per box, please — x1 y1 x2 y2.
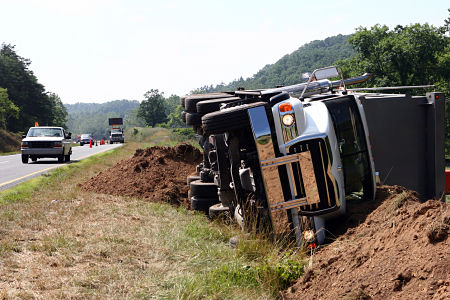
21 127 72 163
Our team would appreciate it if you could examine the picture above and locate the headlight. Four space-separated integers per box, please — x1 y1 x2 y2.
282 114 295 126
21 141 28 148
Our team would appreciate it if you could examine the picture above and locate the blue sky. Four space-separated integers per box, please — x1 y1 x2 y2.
0 0 448 103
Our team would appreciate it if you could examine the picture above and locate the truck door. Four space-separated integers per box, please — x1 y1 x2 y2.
324 96 375 201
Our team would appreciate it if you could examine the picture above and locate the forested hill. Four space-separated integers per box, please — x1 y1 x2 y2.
65 100 141 139
195 34 355 93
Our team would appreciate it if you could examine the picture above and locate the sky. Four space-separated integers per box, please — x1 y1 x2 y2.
0 0 448 104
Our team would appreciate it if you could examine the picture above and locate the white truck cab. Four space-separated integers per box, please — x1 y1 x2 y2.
21 126 72 163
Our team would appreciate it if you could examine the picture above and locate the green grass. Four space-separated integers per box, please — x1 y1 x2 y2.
0 150 20 156
0 145 123 205
0 129 307 299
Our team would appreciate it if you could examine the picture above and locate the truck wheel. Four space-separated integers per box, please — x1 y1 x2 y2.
196 97 240 114
58 155 64 163
191 196 219 213
190 180 218 198
202 102 267 134
185 112 202 126
185 93 234 113
65 154 71 162
80 142 84 146
21 154 28 164
209 203 230 219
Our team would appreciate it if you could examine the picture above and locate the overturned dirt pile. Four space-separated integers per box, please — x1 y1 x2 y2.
82 143 202 207
285 185 449 300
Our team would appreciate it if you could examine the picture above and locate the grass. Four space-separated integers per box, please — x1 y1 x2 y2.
0 150 20 155
0 128 306 299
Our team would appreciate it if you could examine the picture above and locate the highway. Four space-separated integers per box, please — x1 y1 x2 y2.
0 143 123 191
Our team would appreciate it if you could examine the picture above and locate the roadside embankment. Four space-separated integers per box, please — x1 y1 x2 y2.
0 129 20 154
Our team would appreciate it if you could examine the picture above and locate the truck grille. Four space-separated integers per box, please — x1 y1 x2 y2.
29 141 53 148
288 138 338 214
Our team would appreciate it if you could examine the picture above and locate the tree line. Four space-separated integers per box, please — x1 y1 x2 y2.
0 44 67 132
2 11 448 155
65 100 142 139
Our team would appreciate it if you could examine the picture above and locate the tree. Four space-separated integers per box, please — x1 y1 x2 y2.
166 105 186 128
165 94 180 116
0 87 19 129
137 89 167 127
48 93 68 128
0 44 55 131
341 22 449 90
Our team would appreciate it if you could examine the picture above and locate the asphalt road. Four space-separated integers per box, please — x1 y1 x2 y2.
0 143 123 191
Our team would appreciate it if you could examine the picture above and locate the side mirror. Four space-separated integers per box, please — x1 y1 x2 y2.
314 66 339 80
68 132 72 139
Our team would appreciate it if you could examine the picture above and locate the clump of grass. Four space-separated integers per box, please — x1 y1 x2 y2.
391 191 409 210
171 245 305 299
0 240 22 256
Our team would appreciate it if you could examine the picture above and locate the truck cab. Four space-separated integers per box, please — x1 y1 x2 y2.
182 66 378 247
21 126 72 163
110 130 124 144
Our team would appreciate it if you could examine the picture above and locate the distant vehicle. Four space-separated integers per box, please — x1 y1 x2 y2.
79 134 94 146
21 126 72 163
108 117 124 144
110 130 124 144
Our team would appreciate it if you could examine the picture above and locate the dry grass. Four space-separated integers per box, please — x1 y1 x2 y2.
0 131 305 299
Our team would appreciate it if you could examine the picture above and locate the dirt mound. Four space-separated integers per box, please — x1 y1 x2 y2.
285 185 449 300
82 143 202 207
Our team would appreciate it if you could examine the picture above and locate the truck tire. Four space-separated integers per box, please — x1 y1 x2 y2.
190 180 218 198
202 102 267 134
21 154 28 164
196 97 240 114
209 203 230 219
185 112 202 126
191 196 219 213
185 93 234 113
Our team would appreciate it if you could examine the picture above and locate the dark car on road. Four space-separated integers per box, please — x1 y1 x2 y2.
79 134 94 146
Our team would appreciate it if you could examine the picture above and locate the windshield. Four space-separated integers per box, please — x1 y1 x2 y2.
81 134 91 139
324 96 374 201
27 128 63 137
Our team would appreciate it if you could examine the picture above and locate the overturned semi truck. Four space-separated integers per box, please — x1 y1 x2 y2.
181 66 446 247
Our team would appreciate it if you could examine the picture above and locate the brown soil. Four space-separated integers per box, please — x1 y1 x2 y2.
284 185 449 300
82 143 201 207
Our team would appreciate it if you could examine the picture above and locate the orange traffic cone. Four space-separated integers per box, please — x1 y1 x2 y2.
89 140 92 148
